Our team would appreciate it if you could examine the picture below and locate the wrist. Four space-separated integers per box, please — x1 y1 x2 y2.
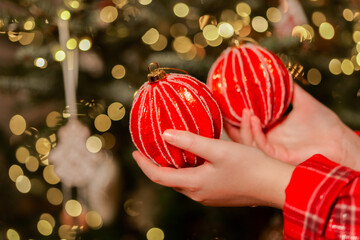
250 153 295 209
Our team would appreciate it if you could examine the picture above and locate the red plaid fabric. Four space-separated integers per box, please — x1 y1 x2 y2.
283 154 360 239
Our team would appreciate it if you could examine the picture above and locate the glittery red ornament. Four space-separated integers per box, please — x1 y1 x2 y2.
130 63 222 168
207 42 293 129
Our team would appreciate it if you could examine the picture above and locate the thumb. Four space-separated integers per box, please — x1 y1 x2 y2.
162 129 226 164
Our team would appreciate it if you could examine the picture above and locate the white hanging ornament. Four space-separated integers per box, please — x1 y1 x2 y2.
273 0 308 37
49 118 103 187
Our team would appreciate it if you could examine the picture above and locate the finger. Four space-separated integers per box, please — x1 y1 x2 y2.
132 151 197 188
223 122 241 142
239 109 253 145
251 116 276 157
162 129 231 164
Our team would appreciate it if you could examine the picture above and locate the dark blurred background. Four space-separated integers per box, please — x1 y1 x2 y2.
0 0 359 239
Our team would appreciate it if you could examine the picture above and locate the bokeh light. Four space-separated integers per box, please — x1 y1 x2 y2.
319 22 335 40
202 25 219 41
86 135 103 153
173 3 190 18
16 175 31 194
54 50 66 62
43 165 61 185
341 59 354 75
24 17 35 31
34 57 48 69
46 111 61 128
65 199 82 217
35 138 51 155
218 22 234 38
142 28 160 45
138 0 152 5
108 102 126 121
47 187 63 205
236 2 251 17
59 10 71 21
86 211 103 229
9 165 24 182
173 36 193 53
343 9 354 22
252 16 268 33
353 31 360 43
94 114 111 132
25 156 39 172
151 34 168 51
147 227 165 240
15 146 30 164
312 11 326 27
266 7 282 23
307 68 322 85
66 38 77 50
79 38 92 51
100 6 118 23
329 58 342 75
111 65 126 79
37 220 53 236
9 114 26 135
6 229 20 240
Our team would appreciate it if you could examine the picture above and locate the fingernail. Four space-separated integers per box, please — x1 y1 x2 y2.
162 129 176 143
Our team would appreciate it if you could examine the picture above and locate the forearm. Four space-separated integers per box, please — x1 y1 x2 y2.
249 152 295 209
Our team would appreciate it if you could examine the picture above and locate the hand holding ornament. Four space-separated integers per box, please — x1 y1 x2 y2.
132 130 295 208
229 84 360 170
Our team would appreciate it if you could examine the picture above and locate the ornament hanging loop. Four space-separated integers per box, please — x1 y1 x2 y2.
147 62 188 83
230 36 259 47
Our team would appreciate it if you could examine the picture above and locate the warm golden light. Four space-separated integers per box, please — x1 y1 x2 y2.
100 6 118 23
65 199 82 217
206 35 223 47
236 2 251 17
218 22 234 38
40 213 56 227
60 10 71 21
37 220 53 236
150 34 168 51
111 65 126 79
170 23 188 37
15 146 30 164
24 17 35 30
319 22 334 40
86 211 103 229
86 135 103 153
142 28 159 45
193 32 207 47
108 102 126 121
9 114 26 135
69 0 80 9
9 165 24 182
16 175 31 193
252 16 268 33
46 111 61 128
54 50 66 62
343 8 354 21
94 114 111 132
202 24 219 41
19 32 35 45
102 132 116 149
43 165 61 185
341 59 354 75
353 31 360 43
6 229 20 240
138 0 152 5
311 11 326 27
307 68 321 85
47 187 63 205
147 227 165 240
35 138 51 155
34 57 47 68
79 38 92 51
173 3 189 18
329 58 342 75
266 7 282 23
66 38 77 50
26 156 39 172
173 36 193 53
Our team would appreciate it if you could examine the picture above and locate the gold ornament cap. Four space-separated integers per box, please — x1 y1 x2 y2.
147 62 167 83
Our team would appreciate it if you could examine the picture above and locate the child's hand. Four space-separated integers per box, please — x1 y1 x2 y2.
226 84 360 170
132 130 294 208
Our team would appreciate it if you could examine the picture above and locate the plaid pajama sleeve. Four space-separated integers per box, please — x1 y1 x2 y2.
283 154 360 240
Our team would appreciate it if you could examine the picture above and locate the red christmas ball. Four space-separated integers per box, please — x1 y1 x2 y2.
207 42 293 129
130 66 222 168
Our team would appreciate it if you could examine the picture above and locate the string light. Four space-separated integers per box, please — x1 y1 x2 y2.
24 17 35 30
341 59 354 75
100 6 118 23
9 114 26 135
94 114 111 132
329 58 342 75
59 10 71 21
266 7 282 23
79 38 92 51
65 199 82 217
86 135 102 153
202 25 219 41
37 220 53 236
307 68 322 85
34 57 48 69
236 2 251 17
66 38 77 50
6 229 20 240
173 3 190 18
319 22 335 40
147 228 165 240
54 50 66 61
86 211 103 229
142 28 159 45
138 0 152 5
218 22 234 38
312 11 326 27
111 65 126 79
252 16 268 33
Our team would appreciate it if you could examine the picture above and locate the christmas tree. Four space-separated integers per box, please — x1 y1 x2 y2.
0 0 359 239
